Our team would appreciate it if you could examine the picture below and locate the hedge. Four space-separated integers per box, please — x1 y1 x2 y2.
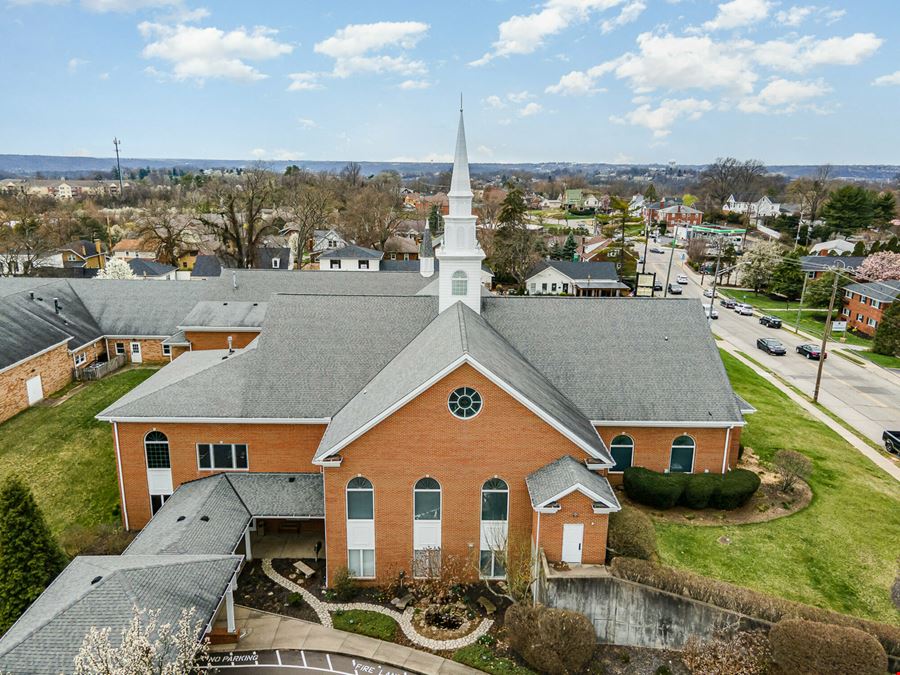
610 557 900 658
622 467 759 511
606 505 658 561
769 618 888 675
505 603 595 675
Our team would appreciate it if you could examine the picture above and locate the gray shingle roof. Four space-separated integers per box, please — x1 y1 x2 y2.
191 254 222 277
126 259 176 277
0 554 241 675
0 301 70 371
799 256 865 272
529 260 619 282
420 227 434 257
525 455 620 509
319 245 383 260
256 247 291 270
844 279 900 303
179 301 267 329
314 302 612 463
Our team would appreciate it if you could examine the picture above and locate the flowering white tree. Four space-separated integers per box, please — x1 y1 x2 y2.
73 607 208 675
95 257 136 280
858 252 900 281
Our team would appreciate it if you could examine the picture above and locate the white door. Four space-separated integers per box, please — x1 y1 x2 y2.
561 523 584 564
25 375 43 405
130 341 142 363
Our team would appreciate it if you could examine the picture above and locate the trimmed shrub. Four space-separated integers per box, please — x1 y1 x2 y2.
769 618 888 675
682 630 770 675
681 474 720 509
710 469 760 510
623 467 687 509
506 603 595 675
329 566 357 601
610 557 900 659
606 506 658 562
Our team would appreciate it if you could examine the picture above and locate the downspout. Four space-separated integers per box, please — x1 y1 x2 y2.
722 426 732 473
113 422 129 530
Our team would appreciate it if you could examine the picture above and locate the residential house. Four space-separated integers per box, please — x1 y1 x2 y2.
382 235 419 261
526 260 628 297
657 205 704 234
111 239 156 260
641 198 684 226
127 259 178 279
563 188 583 209
628 194 644 216
800 256 865 280
318 244 383 271
308 228 348 257
841 279 900 336
722 195 783 225
58 239 108 270
811 238 857 256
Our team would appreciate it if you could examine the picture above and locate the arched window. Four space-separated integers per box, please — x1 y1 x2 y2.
610 435 634 472
448 386 482 419
414 477 441 521
144 431 170 469
346 477 375 578
669 435 695 473
451 270 468 296
480 478 509 578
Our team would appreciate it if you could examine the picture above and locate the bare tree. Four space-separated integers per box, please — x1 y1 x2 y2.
135 204 193 265
281 181 333 268
686 237 707 265
787 165 833 222
197 169 278 268
476 187 505 228
340 185 403 249
0 189 55 275
339 161 363 189
698 158 767 211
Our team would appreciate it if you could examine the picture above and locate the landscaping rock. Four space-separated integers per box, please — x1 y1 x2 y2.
477 596 497 614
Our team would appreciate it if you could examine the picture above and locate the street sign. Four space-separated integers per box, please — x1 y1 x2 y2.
636 272 655 297
831 321 847 332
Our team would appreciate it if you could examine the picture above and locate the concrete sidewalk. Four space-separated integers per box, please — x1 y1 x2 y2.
723 344 900 481
211 605 481 675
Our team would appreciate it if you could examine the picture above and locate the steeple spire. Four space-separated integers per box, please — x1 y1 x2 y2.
448 104 472 215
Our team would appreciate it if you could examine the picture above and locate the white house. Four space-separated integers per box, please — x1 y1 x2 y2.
525 260 628 297
810 238 856 256
723 195 782 224
628 194 644 216
318 245 383 271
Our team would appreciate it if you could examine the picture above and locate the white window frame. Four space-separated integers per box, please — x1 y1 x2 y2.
162 344 171 356
669 435 696 474
196 443 249 471
74 351 87 366
271 257 280 269
480 478 509 580
451 270 468 296
346 477 375 579
609 434 634 473
330 259 341 269
115 342 125 355
359 260 369 269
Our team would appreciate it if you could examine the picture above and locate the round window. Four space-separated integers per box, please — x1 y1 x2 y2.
448 386 482 419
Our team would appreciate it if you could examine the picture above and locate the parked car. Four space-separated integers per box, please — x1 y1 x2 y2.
703 288 718 298
668 283 683 295
676 274 688 284
796 343 826 360
735 303 754 316
883 430 900 456
650 246 665 254
757 337 786 355
704 304 719 319
720 298 736 309
759 315 782 328
653 281 663 291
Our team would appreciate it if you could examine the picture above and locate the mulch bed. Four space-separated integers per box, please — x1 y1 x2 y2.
621 448 812 526
235 559 323 624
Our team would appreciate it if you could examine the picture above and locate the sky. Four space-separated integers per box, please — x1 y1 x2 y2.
1 0 898 165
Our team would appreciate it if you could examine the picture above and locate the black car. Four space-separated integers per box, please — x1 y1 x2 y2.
884 430 900 456
796 343 826 360
653 281 663 291
759 315 782 328
720 298 736 309
757 337 786 355
668 283 683 295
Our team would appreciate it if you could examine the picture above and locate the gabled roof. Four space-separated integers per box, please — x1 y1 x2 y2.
112 238 152 253
528 259 619 282
314 302 613 464
526 455 620 510
799 256 865 273
382 236 419 254
0 554 241 675
190 254 222 277
844 279 900 303
256 247 291 270
127 259 176 277
179 300 267 330
319 244 383 260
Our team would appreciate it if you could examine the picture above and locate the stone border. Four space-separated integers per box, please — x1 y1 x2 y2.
261 560 493 651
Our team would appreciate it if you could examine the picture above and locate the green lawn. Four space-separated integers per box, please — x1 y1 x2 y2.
654 352 900 624
0 368 155 537
331 610 397 641
767 309 871 347
454 644 537 675
723 290 796 311
856 350 900 369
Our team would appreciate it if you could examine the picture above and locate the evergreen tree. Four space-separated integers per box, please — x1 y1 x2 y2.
804 271 849 308
428 204 444 236
821 186 874 234
770 248 806 300
549 240 563 260
562 233 578 260
643 184 658 203
873 302 900 356
869 240 881 254
852 241 867 257
872 191 897 230
497 187 527 227
888 236 900 253
0 476 67 632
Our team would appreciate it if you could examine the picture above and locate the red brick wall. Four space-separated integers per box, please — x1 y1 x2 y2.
322 363 599 584
73 341 106 370
537 492 608 565
0 344 72 423
597 425 740 485
116 422 327 528
108 338 170 364
184 331 260 351
843 293 888 337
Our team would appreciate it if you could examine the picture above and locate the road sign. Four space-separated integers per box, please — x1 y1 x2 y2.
635 272 655 297
831 321 847 332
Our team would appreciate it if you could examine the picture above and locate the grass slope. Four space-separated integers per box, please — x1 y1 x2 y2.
0 368 155 537
654 352 900 624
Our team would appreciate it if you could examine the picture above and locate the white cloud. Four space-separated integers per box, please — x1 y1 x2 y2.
287 72 322 91
139 22 293 82
82 0 178 10
470 0 625 66
702 0 771 31
507 90 532 103
484 95 505 109
600 0 645 34
611 97 713 136
296 118 317 128
824 8 845 24
519 102 543 117
545 63 615 95
476 144 494 159
775 5 814 26
99 71 110 80
755 32 882 72
873 70 900 86
398 79 430 89
314 21 428 78
67 57 88 73
738 77 831 112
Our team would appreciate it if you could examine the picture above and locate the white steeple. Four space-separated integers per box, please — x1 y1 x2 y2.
437 100 485 314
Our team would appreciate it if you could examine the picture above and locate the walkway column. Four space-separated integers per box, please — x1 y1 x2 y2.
244 527 253 562
225 583 236 633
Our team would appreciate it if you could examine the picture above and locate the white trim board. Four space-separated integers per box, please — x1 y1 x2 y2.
592 420 746 428
97 416 331 424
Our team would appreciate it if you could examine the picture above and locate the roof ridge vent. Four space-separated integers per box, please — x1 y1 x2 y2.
176 515 186 522
90 576 102 585
200 515 210 522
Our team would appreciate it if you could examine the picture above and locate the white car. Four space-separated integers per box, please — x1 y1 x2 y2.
734 303 754 316
676 274 688 285
704 304 719 319
703 288 718 298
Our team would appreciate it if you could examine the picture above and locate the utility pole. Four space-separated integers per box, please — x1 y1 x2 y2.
707 235 724 324
113 137 123 197
641 219 650 274
794 273 810 334
663 232 676 297
813 271 839 402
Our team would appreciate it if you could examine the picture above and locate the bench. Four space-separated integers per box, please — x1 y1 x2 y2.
477 596 497 614
293 560 316 578
390 593 414 610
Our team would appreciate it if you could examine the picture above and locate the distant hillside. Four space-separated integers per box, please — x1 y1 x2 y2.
0 154 897 182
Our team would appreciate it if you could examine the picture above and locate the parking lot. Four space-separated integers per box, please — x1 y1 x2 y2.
209 650 421 675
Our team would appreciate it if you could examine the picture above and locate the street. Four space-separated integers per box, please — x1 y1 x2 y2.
209 650 421 674
640 248 900 453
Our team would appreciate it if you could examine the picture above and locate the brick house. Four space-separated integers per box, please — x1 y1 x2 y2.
841 279 900 336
